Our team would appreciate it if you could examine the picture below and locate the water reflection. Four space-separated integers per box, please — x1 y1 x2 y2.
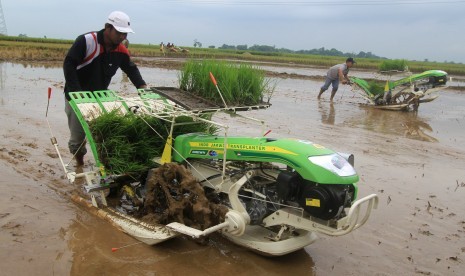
318 101 335 125
401 120 438 142
67 210 316 275
349 107 438 142
0 63 6 105
0 62 5 89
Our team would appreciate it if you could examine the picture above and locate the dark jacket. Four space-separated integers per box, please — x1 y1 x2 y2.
63 29 146 100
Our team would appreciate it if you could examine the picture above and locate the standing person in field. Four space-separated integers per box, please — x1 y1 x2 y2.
160 42 165 56
317 57 356 102
63 11 147 166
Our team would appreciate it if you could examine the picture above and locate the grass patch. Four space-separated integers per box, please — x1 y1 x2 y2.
1 35 465 75
178 59 275 106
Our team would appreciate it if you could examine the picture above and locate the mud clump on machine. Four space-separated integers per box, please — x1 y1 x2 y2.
139 163 229 231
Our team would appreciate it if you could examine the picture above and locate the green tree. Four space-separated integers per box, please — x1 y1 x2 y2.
193 39 202 48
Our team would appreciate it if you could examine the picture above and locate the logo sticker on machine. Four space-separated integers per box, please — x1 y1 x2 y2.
188 142 297 155
190 150 208 155
306 198 321 207
208 150 218 157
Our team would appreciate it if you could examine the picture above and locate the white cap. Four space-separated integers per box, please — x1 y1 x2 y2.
107 11 134 33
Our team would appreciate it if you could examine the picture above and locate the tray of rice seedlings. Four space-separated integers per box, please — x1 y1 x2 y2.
177 59 275 109
88 110 215 181
149 86 220 111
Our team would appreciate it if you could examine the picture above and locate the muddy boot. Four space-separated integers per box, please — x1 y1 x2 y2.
74 165 85 186
317 89 325 99
75 152 85 166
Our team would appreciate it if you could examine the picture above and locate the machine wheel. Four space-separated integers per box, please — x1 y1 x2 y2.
390 92 414 105
390 91 422 110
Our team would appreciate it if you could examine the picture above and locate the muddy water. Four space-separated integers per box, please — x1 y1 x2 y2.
1 62 464 275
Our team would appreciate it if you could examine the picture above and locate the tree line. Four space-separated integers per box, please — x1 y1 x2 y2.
211 44 384 59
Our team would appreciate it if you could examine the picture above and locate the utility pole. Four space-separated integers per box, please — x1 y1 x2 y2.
0 0 7 35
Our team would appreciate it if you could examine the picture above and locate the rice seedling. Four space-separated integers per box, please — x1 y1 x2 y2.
88 110 215 179
178 59 275 106
367 80 386 95
379 59 408 72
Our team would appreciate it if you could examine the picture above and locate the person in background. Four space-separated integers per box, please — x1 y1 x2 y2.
317 57 356 102
160 42 165 56
63 11 147 166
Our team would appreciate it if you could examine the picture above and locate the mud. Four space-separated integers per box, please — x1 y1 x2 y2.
141 163 228 230
0 165 76 275
1 61 465 275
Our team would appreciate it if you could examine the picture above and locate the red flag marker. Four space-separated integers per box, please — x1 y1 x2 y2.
46 87 52 117
209 72 217 86
111 241 144 252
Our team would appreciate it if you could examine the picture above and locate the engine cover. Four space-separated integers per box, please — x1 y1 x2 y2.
298 184 348 220
276 170 302 201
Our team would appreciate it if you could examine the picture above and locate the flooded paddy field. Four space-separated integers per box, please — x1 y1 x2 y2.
0 61 464 275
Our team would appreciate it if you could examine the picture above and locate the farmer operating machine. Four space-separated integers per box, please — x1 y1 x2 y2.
49 76 378 256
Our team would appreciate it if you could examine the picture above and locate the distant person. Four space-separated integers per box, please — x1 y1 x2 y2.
167 43 178 52
317 57 356 102
160 42 165 56
63 11 147 166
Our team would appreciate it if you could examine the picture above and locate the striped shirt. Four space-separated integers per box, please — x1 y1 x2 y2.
63 29 145 99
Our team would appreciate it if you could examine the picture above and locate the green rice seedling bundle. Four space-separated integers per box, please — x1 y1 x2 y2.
178 59 274 106
367 80 385 95
88 111 214 179
379 59 408 72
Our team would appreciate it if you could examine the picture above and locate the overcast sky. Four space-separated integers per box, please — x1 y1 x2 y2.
2 0 464 63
